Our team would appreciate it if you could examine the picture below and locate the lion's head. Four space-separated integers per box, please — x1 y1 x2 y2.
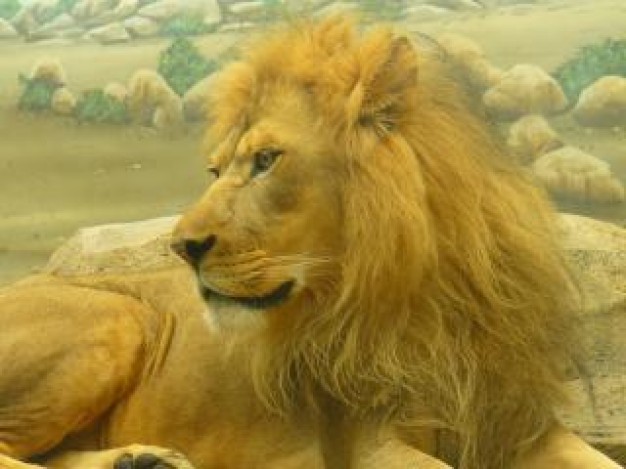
172 18 576 468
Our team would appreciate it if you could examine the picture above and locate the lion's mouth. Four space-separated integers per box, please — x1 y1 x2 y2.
199 280 295 310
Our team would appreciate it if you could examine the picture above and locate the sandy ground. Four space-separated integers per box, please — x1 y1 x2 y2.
0 0 625 287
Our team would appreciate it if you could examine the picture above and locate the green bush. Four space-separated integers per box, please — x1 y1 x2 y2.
75 89 130 124
160 13 215 36
0 0 20 20
17 74 58 112
553 38 626 102
158 37 217 95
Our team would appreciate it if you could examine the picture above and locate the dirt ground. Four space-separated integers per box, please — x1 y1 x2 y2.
0 0 625 287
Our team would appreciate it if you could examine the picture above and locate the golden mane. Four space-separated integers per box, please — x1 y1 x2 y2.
205 17 576 468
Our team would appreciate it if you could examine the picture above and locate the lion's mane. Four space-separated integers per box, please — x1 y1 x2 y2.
206 18 576 468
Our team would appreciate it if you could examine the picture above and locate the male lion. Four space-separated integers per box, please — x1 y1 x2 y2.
0 17 620 469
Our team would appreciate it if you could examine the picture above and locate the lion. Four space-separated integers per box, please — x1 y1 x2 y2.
0 17 620 469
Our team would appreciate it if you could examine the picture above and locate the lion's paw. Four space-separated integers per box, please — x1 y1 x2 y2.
112 446 194 469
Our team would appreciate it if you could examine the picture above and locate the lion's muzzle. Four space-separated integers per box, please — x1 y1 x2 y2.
170 234 217 268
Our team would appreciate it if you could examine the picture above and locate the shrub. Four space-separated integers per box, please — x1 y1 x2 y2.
160 13 215 37
158 36 217 95
75 89 130 124
553 38 626 102
17 74 58 112
0 0 19 20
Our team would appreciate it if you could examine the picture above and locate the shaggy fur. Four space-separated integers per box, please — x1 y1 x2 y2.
174 17 579 469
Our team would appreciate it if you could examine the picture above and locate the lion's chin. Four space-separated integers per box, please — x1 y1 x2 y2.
199 280 295 311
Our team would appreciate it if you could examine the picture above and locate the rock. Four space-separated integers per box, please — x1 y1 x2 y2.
113 0 139 19
87 22 131 44
0 18 18 38
40 212 626 449
532 146 625 204
228 1 265 18
127 69 183 130
137 0 182 21
404 5 452 20
29 57 67 86
556 215 626 446
573 76 626 128
103 82 128 103
483 64 568 120
123 15 159 37
314 2 360 18
182 73 215 121
44 216 181 276
507 114 563 163
51 87 76 115
11 7 40 35
72 0 117 20
30 0 61 22
29 13 75 41
436 33 503 90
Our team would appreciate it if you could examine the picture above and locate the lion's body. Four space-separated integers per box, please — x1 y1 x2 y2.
0 17 620 469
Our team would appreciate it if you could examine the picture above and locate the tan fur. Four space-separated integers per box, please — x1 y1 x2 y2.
172 18 586 468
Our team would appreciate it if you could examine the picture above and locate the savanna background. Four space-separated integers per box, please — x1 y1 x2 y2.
1 0 625 286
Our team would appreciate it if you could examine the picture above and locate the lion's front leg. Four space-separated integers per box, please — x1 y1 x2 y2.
45 445 195 469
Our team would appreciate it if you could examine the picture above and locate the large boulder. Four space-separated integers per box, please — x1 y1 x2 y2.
483 64 568 120
42 213 626 450
573 76 626 128
437 33 503 90
532 146 625 204
556 215 626 447
506 114 563 163
45 216 181 276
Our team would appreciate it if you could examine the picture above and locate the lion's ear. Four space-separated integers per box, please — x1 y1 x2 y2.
348 32 418 129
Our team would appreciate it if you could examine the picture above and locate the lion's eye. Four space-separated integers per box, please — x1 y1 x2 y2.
207 166 220 179
251 148 282 177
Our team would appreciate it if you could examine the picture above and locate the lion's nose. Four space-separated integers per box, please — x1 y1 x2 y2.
170 235 217 267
